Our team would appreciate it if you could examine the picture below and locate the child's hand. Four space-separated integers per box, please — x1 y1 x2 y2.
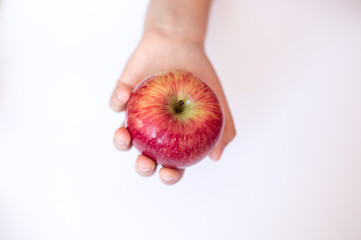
110 0 235 185
109 31 235 185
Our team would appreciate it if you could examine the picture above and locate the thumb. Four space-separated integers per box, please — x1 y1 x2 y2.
209 116 236 161
109 59 150 112
109 81 133 112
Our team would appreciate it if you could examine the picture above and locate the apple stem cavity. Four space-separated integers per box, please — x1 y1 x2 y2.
174 100 185 114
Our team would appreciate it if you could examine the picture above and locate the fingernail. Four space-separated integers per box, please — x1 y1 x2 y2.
115 137 128 146
117 91 124 102
138 165 155 173
161 172 179 183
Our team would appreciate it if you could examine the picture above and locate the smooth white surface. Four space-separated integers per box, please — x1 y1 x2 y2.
1 0 361 239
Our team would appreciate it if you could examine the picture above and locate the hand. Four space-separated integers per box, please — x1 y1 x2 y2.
110 31 236 185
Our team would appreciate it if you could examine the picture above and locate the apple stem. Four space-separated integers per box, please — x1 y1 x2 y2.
175 100 185 113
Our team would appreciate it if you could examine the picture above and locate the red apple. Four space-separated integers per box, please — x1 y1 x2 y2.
125 70 224 169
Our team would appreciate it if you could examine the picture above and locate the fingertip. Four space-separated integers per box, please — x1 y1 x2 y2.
159 167 184 185
110 84 132 112
209 124 236 161
116 87 131 103
113 127 131 151
209 145 224 161
136 155 156 176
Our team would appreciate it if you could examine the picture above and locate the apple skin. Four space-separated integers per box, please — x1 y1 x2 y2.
125 70 224 169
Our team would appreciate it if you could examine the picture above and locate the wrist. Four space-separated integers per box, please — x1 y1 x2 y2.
144 25 205 47
143 0 211 46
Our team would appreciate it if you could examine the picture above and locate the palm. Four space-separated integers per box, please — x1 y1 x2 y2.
122 33 218 89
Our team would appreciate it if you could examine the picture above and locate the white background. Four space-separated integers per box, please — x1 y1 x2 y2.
1 0 361 239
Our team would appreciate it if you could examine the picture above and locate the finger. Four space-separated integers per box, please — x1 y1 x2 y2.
109 81 133 112
113 124 132 151
109 54 151 113
135 155 157 177
159 167 185 185
209 114 236 161
209 143 225 161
